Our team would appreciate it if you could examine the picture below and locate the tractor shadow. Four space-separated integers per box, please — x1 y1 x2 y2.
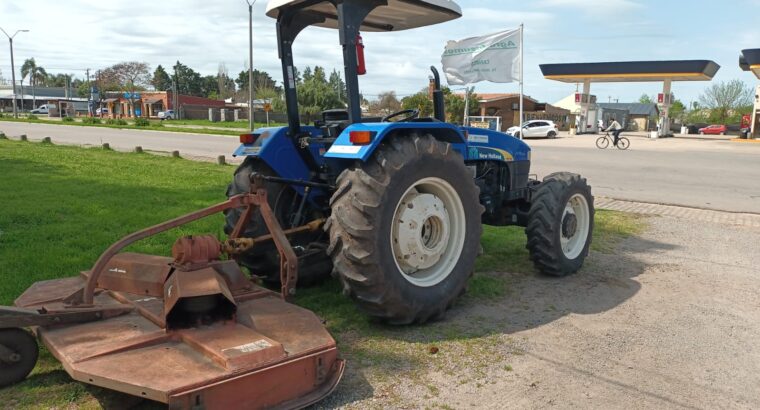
312 232 678 408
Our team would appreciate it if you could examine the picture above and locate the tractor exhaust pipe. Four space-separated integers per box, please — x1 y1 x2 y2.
430 66 446 122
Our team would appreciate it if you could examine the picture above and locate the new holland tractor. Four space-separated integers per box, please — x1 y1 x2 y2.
227 0 595 325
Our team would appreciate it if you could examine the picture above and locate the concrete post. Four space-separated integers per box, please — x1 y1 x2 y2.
752 85 760 138
659 79 672 137
234 109 240 122
580 80 591 134
220 109 227 122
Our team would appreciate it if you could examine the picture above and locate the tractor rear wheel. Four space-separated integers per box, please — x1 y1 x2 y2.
224 159 332 286
526 172 594 276
327 134 483 324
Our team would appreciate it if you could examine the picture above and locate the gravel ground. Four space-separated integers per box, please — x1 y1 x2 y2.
317 213 760 409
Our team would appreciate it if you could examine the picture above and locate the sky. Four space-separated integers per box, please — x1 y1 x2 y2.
0 0 758 105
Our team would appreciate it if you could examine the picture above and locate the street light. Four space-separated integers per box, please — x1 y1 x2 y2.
0 27 29 118
246 0 257 131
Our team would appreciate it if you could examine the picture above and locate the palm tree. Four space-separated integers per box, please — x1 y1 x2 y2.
20 58 47 109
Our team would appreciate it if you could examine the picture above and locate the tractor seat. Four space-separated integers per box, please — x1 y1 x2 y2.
315 109 350 138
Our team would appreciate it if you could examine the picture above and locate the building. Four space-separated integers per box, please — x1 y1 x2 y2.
0 84 82 113
468 93 570 132
598 103 659 131
554 93 660 133
99 91 225 119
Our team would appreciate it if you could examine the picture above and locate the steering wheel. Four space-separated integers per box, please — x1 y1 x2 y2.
382 109 419 123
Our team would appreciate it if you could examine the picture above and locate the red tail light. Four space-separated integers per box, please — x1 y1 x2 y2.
349 131 374 145
240 133 256 144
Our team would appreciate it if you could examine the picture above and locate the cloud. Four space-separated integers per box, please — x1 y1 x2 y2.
538 0 642 16
0 0 749 105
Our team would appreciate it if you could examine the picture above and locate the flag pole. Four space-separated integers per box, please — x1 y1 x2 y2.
519 23 524 140
464 87 470 126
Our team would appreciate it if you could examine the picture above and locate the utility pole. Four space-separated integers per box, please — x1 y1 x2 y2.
86 68 92 116
173 64 180 120
246 0 257 131
1 27 29 118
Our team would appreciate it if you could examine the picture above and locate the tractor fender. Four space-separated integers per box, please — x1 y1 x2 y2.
232 125 324 197
323 122 467 161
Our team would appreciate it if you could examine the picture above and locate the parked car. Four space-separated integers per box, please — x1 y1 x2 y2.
96 107 109 116
158 110 175 120
506 120 558 139
698 124 727 135
30 104 52 114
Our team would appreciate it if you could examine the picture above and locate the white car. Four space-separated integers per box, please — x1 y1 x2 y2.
507 120 558 139
158 110 175 120
30 104 52 114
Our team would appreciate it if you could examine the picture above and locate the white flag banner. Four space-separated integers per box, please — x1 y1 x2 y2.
441 29 521 85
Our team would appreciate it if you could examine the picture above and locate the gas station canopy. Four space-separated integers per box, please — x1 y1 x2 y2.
539 60 720 83
739 49 760 79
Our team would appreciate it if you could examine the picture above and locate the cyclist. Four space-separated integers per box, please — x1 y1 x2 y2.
604 118 623 146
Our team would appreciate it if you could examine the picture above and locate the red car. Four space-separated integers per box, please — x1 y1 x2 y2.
698 124 727 135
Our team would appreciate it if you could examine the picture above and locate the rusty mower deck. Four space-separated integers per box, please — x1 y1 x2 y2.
0 175 344 409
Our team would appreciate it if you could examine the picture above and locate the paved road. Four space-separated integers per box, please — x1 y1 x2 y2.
3 122 760 213
529 134 760 213
0 121 241 162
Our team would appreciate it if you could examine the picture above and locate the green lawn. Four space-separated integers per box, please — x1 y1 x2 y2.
165 118 286 129
0 139 643 408
0 116 276 137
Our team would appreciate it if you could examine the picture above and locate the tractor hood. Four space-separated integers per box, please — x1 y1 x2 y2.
266 0 462 32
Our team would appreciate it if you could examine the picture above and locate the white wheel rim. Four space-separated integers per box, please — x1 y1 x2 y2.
391 177 466 287
560 193 590 259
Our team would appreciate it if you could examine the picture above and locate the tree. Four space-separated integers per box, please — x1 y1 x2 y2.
173 61 203 97
20 58 47 108
444 87 479 124
111 61 151 116
43 73 69 88
152 65 172 91
296 65 343 121
638 93 654 104
216 63 235 100
373 91 401 115
669 99 686 123
401 89 434 117
200 75 219 99
235 69 278 93
328 69 347 104
698 79 754 124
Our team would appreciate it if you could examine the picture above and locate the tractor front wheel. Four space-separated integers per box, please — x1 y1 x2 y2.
328 134 483 324
526 172 594 276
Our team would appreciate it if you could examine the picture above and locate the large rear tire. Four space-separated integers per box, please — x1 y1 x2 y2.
327 134 483 324
224 158 332 285
526 172 594 276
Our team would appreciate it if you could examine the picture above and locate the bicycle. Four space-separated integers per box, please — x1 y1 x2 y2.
596 131 630 150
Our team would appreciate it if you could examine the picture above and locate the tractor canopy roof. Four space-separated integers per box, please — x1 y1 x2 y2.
266 0 462 32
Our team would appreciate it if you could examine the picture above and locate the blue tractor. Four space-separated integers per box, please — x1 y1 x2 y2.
226 0 594 324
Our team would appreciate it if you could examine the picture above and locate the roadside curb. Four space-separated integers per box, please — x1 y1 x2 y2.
596 197 760 228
